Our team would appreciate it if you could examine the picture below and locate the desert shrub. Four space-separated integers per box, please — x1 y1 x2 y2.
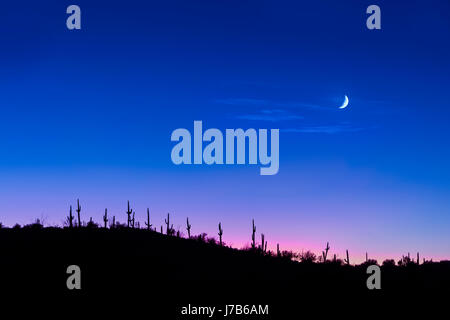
299 250 317 263
330 258 344 266
358 259 378 268
398 255 414 267
281 250 298 261
114 222 128 229
167 227 176 236
382 259 396 268
23 218 44 230
194 233 208 243
86 219 99 229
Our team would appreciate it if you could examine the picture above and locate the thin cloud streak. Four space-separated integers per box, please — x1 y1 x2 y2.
283 124 364 134
237 109 303 122
216 98 333 111
216 98 270 106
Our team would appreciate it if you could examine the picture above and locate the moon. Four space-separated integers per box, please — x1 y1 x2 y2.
339 95 349 109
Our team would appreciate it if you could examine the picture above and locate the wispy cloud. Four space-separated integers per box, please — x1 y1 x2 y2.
216 98 270 106
237 114 303 122
216 98 332 110
236 109 303 122
283 124 365 134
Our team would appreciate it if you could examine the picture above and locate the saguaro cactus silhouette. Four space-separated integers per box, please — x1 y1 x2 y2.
322 242 330 262
417 252 420 265
165 213 170 235
67 205 74 228
145 208 152 230
112 216 115 228
218 222 223 246
103 208 108 228
131 211 135 228
277 243 280 257
366 252 368 262
251 219 256 249
126 201 133 228
344 249 350 265
76 199 82 228
186 217 192 238
260 233 266 253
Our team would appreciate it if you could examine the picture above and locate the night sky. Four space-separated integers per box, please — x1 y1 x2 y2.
0 0 449 262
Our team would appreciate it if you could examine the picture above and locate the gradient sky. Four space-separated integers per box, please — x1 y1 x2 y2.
0 1 449 263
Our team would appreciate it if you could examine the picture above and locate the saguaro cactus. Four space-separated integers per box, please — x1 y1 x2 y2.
277 244 280 257
322 242 330 262
186 217 192 238
76 199 82 228
344 249 350 265
103 208 108 228
160 225 163 234
366 252 368 262
417 252 420 265
67 205 74 228
145 208 152 230
112 216 116 228
165 213 170 235
131 211 135 228
126 201 133 228
251 219 256 249
260 234 266 253
218 222 223 246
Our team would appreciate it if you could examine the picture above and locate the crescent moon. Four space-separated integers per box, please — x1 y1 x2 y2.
339 95 349 109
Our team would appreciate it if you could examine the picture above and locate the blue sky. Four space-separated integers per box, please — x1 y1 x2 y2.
0 0 449 262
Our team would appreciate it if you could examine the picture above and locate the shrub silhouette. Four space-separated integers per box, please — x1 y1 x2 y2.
114 221 128 229
300 251 317 263
382 259 396 268
194 233 208 243
280 250 298 260
358 259 378 268
23 218 44 230
86 218 99 229
398 254 414 267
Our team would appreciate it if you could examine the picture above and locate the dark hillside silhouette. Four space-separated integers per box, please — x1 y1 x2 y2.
1 200 449 315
